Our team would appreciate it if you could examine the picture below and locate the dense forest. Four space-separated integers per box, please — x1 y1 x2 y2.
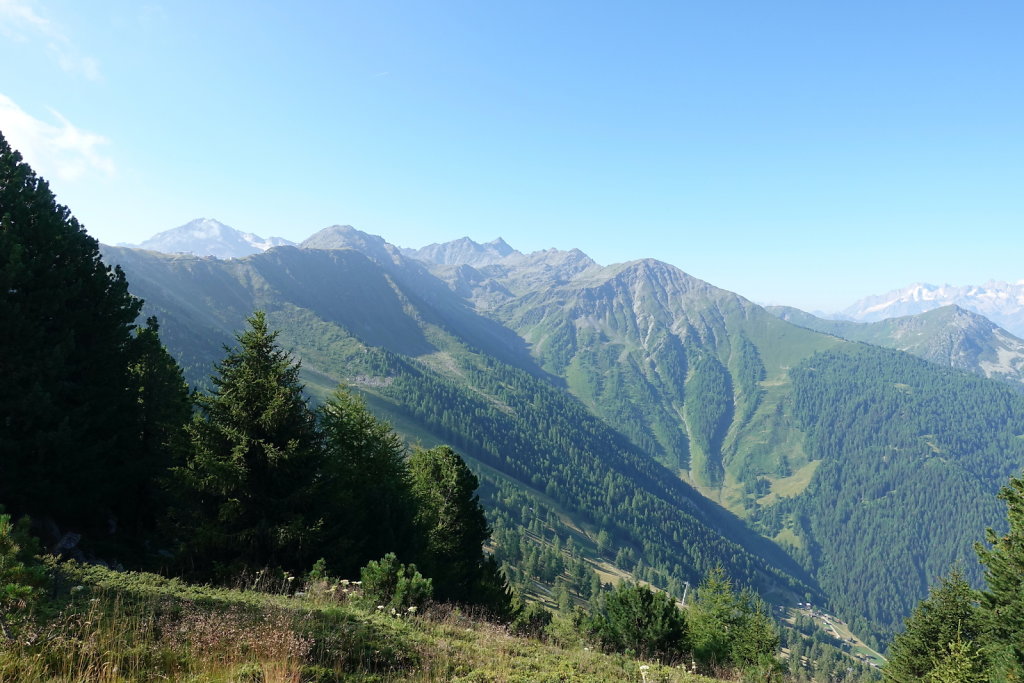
760 345 1024 644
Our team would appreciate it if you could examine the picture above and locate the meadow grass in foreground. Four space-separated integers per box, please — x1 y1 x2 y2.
0 562 726 682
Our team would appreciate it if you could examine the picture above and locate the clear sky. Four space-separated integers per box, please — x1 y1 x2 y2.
2 1 1022 312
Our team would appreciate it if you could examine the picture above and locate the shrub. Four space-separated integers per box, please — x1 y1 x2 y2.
0 509 47 640
591 582 687 662
360 553 432 611
509 601 552 639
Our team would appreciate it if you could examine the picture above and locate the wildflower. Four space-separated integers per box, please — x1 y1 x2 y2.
407 606 417 614
377 605 385 611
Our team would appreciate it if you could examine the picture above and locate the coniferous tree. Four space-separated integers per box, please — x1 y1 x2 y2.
688 567 779 674
925 628 988 683
592 581 688 661
0 508 46 641
408 445 513 617
885 569 984 683
317 386 417 577
175 311 322 576
975 474 1024 680
0 131 142 527
122 317 192 537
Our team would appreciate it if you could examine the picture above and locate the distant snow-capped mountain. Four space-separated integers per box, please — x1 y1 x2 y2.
839 281 1024 338
122 218 294 258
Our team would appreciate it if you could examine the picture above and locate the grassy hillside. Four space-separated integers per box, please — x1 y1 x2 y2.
1 562 725 682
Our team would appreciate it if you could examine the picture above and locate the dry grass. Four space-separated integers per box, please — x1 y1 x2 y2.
0 563 729 682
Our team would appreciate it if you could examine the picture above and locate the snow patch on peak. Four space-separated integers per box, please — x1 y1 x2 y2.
128 218 294 259
841 279 1024 337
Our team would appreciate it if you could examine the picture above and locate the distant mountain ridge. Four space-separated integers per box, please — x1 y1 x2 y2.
839 281 1024 337
122 218 294 259
401 236 519 266
769 304 1024 385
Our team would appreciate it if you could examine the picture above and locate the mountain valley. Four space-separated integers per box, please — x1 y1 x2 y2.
101 222 1024 649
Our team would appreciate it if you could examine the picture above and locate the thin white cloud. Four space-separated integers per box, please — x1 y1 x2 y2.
0 0 101 80
0 94 115 180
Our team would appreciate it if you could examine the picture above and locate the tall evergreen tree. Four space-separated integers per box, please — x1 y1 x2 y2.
885 569 984 683
975 474 1024 681
408 445 513 617
175 311 322 576
317 386 416 577
122 317 192 538
688 567 779 673
0 131 142 527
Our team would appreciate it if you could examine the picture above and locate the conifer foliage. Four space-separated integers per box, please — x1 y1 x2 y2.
409 445 514 617
318 387 416 578
176 311 323 575
976 474 1024 680
884 570 983 683
688 567 779 675
0 131 143 527
592 581 688 661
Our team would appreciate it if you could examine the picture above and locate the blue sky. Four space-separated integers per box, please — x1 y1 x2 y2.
1 1 1022 312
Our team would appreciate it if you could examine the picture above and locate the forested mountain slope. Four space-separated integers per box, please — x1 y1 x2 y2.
104 229 1024 648
769 304 1024 385
761 344 1024 640
101 242 814 606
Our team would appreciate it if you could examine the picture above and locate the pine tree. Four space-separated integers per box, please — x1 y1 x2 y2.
975 474 1024 680
408 445 513 617
688 567 740 669
593 581 687 661
175 311 322 575
925 628 987 683
122 317 192 537
0 508 47 641
688 567 779 673
0 131 142 526
885 569 984 682
317 386 416 577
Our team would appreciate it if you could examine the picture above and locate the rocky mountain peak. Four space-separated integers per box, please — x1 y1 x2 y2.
123 218 294 259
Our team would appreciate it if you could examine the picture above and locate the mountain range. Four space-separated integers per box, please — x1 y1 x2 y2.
120 217 294 258
838 281 1024 337
100 220 1024 648
769 304 1024 385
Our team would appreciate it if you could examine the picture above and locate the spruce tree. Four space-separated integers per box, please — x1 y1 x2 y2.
0 131 142 527
975 474 1024 680
317 386 416 577
885 569 984 683
122 317 192 538
688 567 779 673
408 445 513 617
175 311 321 576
